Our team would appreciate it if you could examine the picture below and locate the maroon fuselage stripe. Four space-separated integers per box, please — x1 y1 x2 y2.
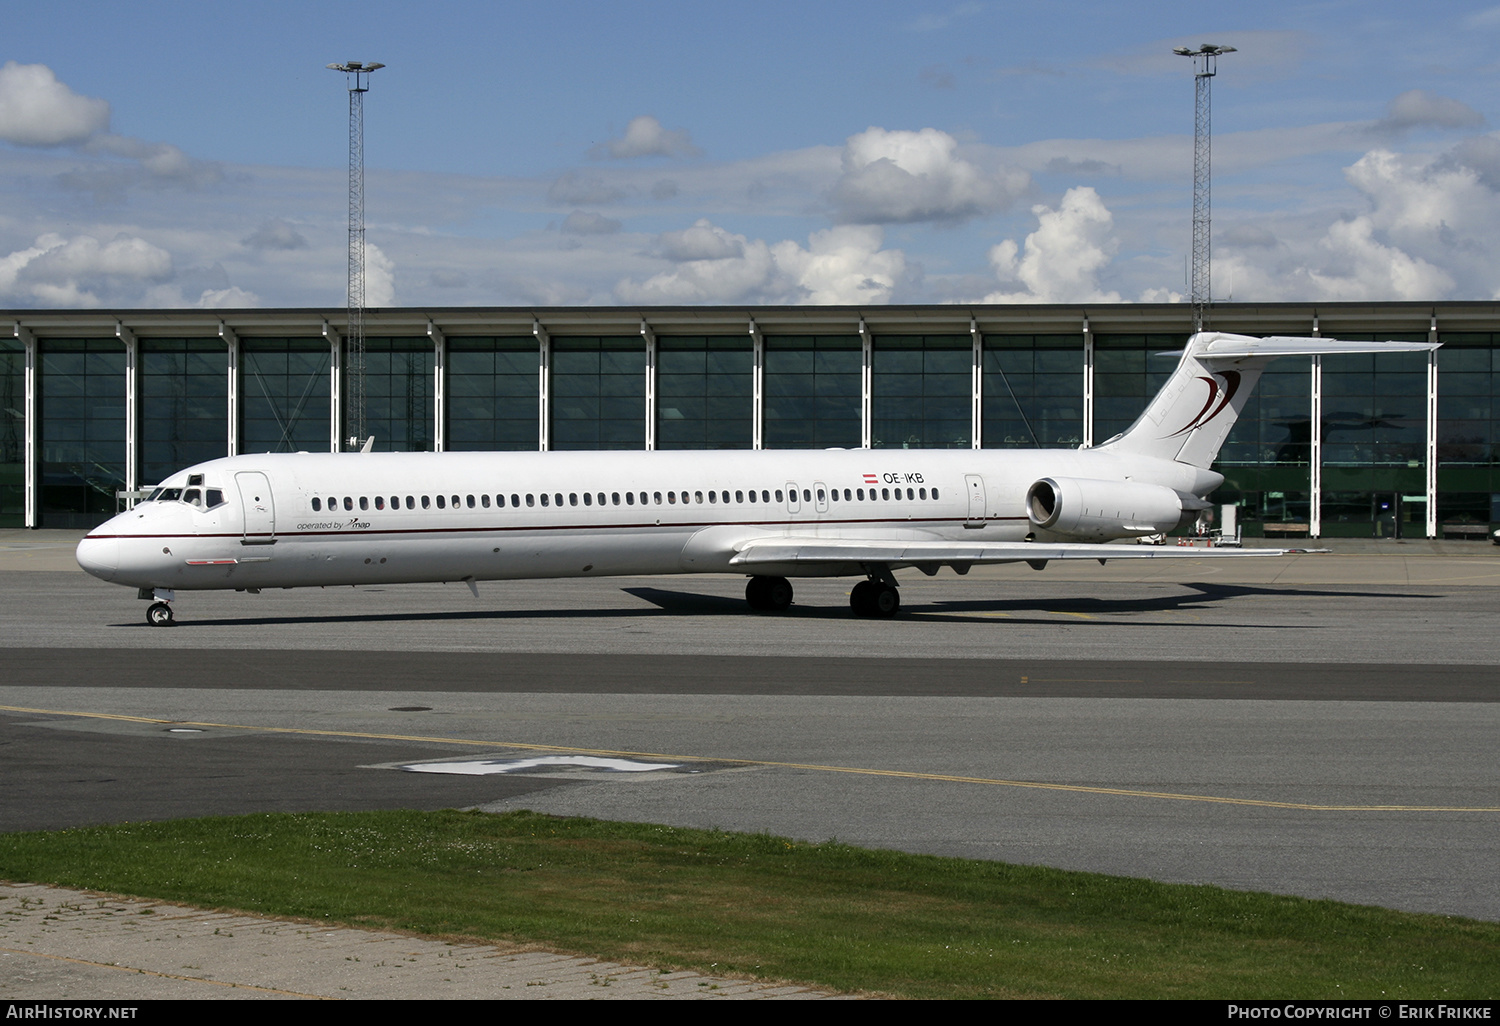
87 514 1029 542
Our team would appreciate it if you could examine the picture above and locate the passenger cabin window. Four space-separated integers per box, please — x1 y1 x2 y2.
540 493 549 507
436 495 446 509
482 494 491 508
421 495 430 509
312 497 322 511
343 497 353 511
375 496 384 510
359 497 369 511
467 495 476 509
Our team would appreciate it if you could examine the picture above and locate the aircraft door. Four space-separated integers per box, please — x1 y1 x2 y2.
785 483 800 514
964 474 986 529
235 471 276 544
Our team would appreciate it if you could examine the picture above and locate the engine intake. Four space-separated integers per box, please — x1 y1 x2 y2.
1026 477 1187 540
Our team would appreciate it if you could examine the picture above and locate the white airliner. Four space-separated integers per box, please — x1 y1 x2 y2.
76 332 1436 625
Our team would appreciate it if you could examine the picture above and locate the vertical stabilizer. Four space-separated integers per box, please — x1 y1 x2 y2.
1098 332 1439 469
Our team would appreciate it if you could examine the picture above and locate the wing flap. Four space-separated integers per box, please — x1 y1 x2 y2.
728 537 1285 567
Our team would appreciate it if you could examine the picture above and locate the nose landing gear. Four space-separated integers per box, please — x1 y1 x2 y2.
146 601 175 626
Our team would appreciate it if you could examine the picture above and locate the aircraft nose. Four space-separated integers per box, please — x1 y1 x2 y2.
76 536 120 582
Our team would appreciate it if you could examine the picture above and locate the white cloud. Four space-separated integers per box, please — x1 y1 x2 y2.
196 286 259 308
1210 148 1485 302
1304 217 1454 300
1376 90 1485 133
591 115 700 160
615 221 905 305
0 232 172 307
981 187 1123 303
560 211 622 235
775 226 908 305
655 219 744 261
0 62 110 146
365 243 396 307
243 219 309 250
548 171 627 205
830 127 1028 224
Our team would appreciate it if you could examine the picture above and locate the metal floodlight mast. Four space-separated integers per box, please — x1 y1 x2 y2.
326 60 384 449
1173 44 1234 333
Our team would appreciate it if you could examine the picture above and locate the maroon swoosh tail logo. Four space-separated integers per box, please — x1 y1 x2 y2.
1166 371 1241 437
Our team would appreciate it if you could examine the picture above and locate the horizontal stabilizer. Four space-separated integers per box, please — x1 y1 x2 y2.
1173 334 1439 362
729 537 1284 568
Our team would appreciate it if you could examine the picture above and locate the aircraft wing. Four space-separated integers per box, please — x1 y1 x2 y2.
727 537 1286 570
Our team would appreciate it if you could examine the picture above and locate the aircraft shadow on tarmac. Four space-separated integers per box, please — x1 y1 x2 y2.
104 581 1436 629
626 581 1435 626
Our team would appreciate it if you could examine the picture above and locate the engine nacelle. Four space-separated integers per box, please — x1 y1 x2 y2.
1026 477 1187 540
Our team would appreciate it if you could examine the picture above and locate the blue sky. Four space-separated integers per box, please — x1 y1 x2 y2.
4 1 1500 309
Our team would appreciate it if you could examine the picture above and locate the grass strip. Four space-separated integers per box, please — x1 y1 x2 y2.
0 809 1494 1000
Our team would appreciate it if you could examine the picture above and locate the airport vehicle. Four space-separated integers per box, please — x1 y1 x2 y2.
75 332 1437 624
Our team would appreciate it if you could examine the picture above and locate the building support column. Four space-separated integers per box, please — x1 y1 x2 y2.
970 318 983 450
1081 317 1094 447
220 322 239 457
534 320 550 452
18 325 36 528
1309 316 1322 538
642 318 656 451
323 321 342 453
117 322 137 504
859 318 873 449
749 318 764 451
1426 314 1439 538
429 320 446 452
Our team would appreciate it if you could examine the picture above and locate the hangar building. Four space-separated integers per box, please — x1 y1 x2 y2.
4 301 1497 539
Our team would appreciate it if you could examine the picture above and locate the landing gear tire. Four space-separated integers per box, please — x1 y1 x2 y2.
745 575 794 612
850 580 900 618
146 602 174 627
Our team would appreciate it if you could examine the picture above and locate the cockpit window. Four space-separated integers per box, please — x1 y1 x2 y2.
183 489 203 508
205 488 226 509
153 488 182 502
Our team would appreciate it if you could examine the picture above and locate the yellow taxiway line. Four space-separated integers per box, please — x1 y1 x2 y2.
3 704 1497 814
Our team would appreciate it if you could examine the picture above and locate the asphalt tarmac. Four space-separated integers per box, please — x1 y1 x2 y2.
1 537 1497 975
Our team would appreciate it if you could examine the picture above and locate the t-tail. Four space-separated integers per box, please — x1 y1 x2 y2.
1095 332 1439 469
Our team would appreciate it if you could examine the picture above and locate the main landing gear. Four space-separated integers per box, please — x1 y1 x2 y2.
849 579 900 619
146 601 175 626
745 575 794 612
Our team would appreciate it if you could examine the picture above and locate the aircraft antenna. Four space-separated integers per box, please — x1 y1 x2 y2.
1173 44 1234 333
327 60 384 450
